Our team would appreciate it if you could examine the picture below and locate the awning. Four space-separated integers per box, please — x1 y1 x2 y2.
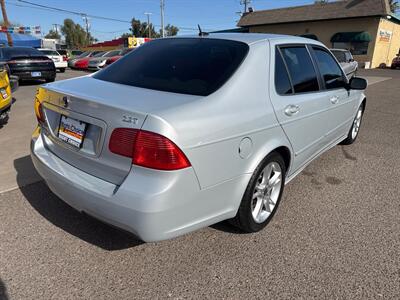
331 32 371 43
0 32 41 47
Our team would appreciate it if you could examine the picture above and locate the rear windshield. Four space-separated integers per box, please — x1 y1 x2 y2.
40 50 60 56
104 50 121 57
0 47 44 59
92 52 105 57
331 50 346 63
71 50 83 56
93 38 249 96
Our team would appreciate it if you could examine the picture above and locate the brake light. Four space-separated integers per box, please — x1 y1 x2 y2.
34 97 45 123
109 128 191 171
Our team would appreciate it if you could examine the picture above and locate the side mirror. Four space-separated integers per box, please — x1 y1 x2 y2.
348 58 354 62
347 77 367 90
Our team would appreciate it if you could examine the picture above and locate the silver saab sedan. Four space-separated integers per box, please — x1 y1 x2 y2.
31 33 367 242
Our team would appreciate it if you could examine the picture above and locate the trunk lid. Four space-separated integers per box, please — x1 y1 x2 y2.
39 75 198 185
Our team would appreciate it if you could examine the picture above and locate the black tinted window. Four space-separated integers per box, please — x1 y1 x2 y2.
1 47 44 59
275 50 292 95
331 50 346 63
280 46 319 93
94 38 249 96
313 48 345 90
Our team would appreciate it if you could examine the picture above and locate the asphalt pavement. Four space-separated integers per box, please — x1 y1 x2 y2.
0 68 399 299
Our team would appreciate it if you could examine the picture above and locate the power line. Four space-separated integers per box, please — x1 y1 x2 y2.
7 0 216 33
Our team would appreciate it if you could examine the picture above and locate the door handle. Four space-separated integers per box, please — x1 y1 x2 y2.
330 96 339 104
284 105 300 116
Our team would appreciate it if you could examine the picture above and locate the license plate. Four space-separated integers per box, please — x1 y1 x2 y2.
31 71 41 77
0 88 8 99
58 116 87 148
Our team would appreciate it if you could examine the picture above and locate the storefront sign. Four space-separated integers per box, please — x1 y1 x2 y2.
379 30 392 42
0 26 41 35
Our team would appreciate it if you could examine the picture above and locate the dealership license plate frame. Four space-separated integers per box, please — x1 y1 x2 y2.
58 115 87 149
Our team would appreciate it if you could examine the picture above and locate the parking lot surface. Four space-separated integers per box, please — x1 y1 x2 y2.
0 69 399 299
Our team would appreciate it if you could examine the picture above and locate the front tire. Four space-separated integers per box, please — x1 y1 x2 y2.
341 103 364 145
231 152 286 233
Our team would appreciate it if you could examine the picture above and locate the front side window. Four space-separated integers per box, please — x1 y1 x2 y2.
313 47 345 90
280 46 319 93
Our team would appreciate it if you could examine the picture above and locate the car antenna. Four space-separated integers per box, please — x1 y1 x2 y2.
198 24 209 37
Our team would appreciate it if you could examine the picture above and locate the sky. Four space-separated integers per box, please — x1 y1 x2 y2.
4 0 338 41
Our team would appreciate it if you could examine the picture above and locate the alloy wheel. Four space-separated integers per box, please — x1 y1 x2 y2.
251 162 283 224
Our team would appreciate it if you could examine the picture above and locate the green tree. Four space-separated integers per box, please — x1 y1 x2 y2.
164 24 179 36
45 29 61 40
127 18 179 38
129 18 158 38
61 18 95 48
389 0 399 13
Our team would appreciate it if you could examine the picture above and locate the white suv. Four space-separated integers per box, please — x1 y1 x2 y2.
38 48 67 73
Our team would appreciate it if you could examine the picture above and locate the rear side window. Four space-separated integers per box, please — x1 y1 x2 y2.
313 47 345 90
40 50 59 56
280 46 319 93
94 38 249 96
275 50 292 95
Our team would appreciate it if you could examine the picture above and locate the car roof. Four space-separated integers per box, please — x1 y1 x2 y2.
173 33 324 46
38 48 58 51
330 48 349 52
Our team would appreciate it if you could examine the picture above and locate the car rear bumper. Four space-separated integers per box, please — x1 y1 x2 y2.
12 70 56 80
54 61 67 69
88 66 101 71
31 127 248 242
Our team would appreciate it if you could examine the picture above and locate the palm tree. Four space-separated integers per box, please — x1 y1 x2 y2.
389 0 399 13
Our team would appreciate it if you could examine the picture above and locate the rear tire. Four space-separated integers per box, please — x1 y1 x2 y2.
45 77 55 83
341 103 364 145
59 68 66 73
230 152 286 233
0 111 9 125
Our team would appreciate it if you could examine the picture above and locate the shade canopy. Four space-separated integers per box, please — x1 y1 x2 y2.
0 33 41 47
331 32 372 43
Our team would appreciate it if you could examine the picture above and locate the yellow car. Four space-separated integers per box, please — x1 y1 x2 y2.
0 67 18 125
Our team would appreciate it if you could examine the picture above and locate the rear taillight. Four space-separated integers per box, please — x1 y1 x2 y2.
34 97 45 123
62 55 68 61
109 128 191 171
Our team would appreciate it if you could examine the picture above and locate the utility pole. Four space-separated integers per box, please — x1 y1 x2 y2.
0 0 13 46
240 0 251 13
82 14 90 45
160 0 165 38
144 12 152 38
53 23 59 35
